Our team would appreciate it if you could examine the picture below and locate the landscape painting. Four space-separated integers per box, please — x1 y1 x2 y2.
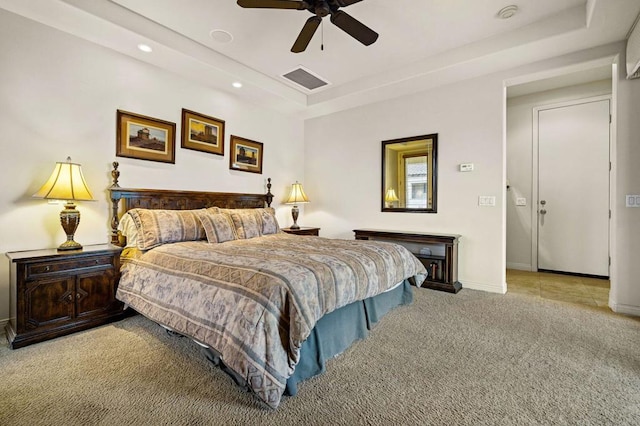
116 110 176 163
181 109 225 156
229 135 263 174
127 123 168 153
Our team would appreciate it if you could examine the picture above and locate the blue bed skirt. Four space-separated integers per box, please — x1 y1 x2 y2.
198 280 413 402
284 279 414 395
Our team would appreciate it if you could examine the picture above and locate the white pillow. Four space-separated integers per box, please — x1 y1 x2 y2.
117 213 139 248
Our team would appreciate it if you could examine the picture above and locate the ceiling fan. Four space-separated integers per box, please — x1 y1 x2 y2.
237 0 378 53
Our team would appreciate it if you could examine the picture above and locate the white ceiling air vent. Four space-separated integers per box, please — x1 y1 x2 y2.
281 66 331 92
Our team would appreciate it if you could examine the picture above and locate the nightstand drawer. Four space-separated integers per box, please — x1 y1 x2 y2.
27 255 114 278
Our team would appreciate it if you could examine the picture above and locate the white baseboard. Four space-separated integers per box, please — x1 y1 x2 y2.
461 280 506 294
506 262 532 271
610 302 640 317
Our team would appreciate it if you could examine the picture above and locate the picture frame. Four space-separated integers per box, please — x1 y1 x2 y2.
116 110 176 164
229 135 263 174
180 108 225 156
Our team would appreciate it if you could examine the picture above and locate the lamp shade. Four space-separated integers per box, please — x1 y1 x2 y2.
385 188 399 202
285 182 309 205
33 157 94 201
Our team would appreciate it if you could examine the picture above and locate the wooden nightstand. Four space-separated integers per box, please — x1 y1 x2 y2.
5 244 128 349
281 227 320 236
354 229 462 293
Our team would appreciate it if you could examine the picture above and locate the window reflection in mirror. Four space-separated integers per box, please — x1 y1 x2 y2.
382 134 437 213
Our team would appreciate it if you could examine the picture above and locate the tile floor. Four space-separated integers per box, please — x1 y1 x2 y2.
506 269 610 311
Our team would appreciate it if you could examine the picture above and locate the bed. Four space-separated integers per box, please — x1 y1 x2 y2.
108 163 426 408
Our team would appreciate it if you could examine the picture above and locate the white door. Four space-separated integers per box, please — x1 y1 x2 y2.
537 99 610 276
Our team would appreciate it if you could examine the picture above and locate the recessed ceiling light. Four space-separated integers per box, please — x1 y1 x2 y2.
210 29 233 44
137 44 153 53
232 82 243 88
497 5 518 19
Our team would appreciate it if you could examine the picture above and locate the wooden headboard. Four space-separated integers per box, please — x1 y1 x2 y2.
107 162 274 245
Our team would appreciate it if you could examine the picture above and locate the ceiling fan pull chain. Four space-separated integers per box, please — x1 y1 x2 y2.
321 19 324 51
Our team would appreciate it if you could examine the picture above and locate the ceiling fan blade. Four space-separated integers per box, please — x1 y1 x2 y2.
291 16 322 53
330 10 378 46
237 0 307 10
336 0 363 7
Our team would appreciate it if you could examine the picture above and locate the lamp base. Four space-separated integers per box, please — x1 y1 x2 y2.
290 205 300 229
58 240 83 251
58 202 83 251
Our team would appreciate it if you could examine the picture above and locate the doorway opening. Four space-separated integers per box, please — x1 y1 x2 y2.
505 61 614 309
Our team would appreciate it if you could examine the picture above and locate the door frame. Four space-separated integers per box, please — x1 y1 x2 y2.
530 94 612 273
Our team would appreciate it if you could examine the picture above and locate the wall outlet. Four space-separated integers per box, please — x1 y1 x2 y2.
626 195 640 207
478 196 496 206
516 198 527 206
459 163 474 172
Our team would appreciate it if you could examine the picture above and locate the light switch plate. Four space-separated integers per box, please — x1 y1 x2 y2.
459 163 474 172
626 195 640 207
516 198 527 206
479 196 496 206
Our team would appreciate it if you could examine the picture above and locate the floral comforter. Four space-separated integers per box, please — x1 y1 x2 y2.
116 233 425 408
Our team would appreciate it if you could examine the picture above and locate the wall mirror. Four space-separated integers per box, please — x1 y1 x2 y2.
382 133 438 213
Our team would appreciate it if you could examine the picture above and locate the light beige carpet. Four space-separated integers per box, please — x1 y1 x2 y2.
1 288 639 426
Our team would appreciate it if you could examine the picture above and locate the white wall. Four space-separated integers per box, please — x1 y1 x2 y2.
506 80 612 271
612 50 640 316
0 10 305 325
305 42 640 313
305 76 506 293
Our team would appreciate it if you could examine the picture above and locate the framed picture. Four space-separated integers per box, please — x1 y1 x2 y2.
181 108 225 156
116 110 176 163
229 135 263 174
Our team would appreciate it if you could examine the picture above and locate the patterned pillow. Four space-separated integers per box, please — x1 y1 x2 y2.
220 208 280 239
127 208 206 250
221 208 261 239
258 207 280 235
196 210 238 243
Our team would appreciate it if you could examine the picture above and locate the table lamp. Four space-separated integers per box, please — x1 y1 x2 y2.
385 188 399 208
33 157 94 251
284 181 309 229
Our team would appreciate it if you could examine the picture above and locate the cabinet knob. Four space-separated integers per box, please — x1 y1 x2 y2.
76 293 81 299
95 259 99 264
45 266 50 271
67 294 73 301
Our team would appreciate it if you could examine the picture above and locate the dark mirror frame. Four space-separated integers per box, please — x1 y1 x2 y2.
381 134 438 213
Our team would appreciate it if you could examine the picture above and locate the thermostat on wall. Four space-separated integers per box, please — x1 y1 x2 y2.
459 163 474 172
